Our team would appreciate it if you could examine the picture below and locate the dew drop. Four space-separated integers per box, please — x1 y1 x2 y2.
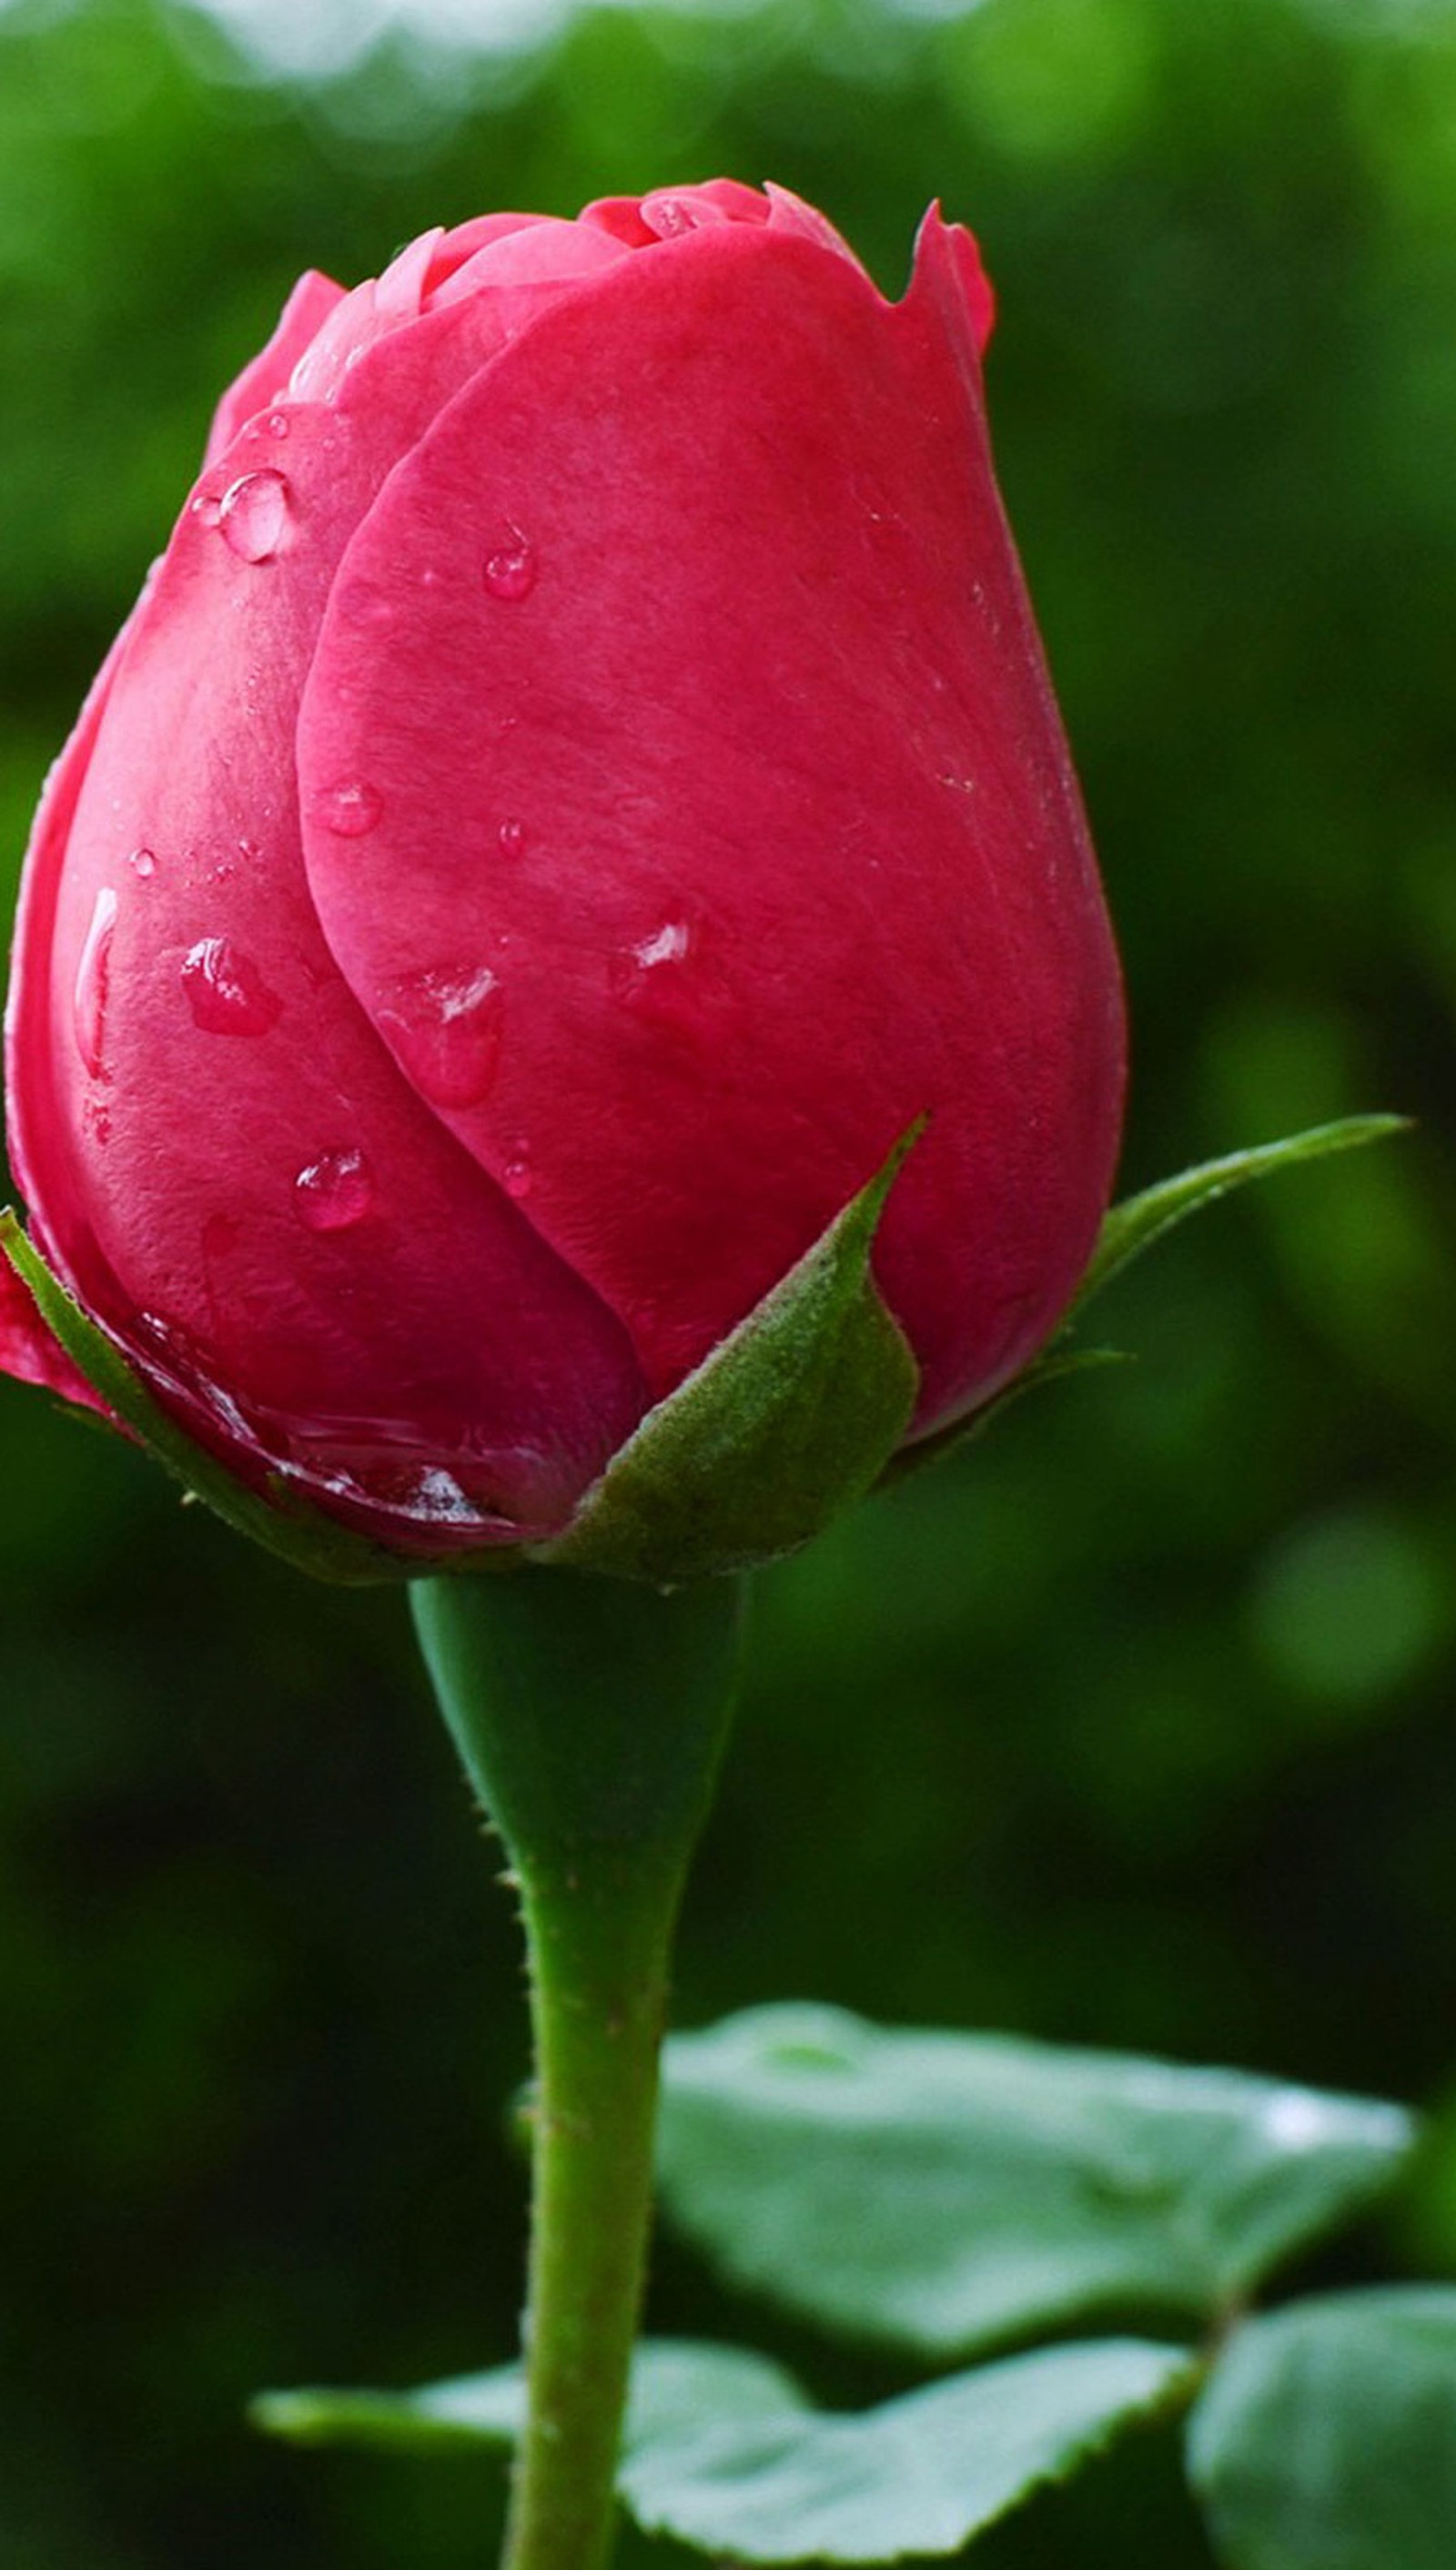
136 1309 227 1409
189 490 223 529
612 917 693 1004
379 962 503 1109
266 410 290 439
400 1465 490 1527
502 1154 532 1200
497 817 527 858
73 885 118 1078
217 468 293 563
483 529 537 601
181 936 283 1037
295 1147 375 1233
314 779 383 839
126 845 157 880
634 919 692 971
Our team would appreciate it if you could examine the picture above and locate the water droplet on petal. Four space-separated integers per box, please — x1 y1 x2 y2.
379 963 503 1108
400 1465 490 1527
126 845 157 880
635 919 692 971
295 1147 375 1232
189 490 223 529
502 1154 532 1200
74 886 118 1078
136 1310 242 1435
181 937 283 1037
266 410 290 439
612 917 693 1005
217 468 293 563
314 779 382 838
483 530 537 601
497 817 527 858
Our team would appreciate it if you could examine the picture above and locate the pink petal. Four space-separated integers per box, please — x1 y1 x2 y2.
203 270 346 470
375 226 446 319
15 288 646 1537
763 182 862 267
427 216 630 307
0 1251 105 1413
298 215 1122 1431
580 197 659 248
425 214 556 295
912 199 996 358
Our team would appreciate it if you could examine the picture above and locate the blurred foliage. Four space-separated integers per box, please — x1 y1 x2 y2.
0 0 1454 2560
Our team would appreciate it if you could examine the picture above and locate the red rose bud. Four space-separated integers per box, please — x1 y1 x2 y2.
0 182 1124 1577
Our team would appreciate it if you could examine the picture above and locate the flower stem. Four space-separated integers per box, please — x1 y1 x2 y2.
410 1568 743 2570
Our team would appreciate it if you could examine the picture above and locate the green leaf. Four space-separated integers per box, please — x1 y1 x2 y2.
1070 1117 1410 1321
657 2006 1414 2360
254 2331 1190 2562
622 2337 1192 2562
252 2336 804 2458
1187 2288 1456 2570
0 1209 419 1587
540 1131 921 1583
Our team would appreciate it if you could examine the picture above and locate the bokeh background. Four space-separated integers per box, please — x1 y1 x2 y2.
1 0 1454 2560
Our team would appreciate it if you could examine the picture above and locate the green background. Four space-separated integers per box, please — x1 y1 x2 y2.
1 0 1454 2559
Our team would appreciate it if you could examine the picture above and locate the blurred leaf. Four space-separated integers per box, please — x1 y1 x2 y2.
256 2329 1191 2563
1187 2288 1456 2570
621 2337 1192 2563
252 2335 804 2456
657 2006 1415 2358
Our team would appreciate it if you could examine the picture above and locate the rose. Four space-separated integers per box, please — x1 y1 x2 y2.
0 179 1124 1563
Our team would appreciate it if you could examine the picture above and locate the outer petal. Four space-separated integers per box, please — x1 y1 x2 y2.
298 213 1123 1430
0 1253 98 1408
4 605 142 1417
17 286 646 1541
426 218 630 308
203 270 346 470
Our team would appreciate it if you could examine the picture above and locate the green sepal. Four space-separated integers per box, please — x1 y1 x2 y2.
0 1209 420 1587
1068 1114 1411 1323
538 1130 922 1583
887 1115 1409 1487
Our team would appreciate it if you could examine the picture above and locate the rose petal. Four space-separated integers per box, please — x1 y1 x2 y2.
299 212 1121 1429
427 216 631 307
0 1250 104 1413
203 270 346 469
19 288 646 1533
424 213 556 296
